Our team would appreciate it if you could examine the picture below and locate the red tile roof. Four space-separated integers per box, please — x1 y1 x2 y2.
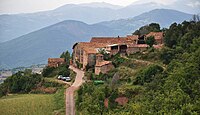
90 37 132 44
82 47 97 54
48 58 65 62
48 58 65 67
126 35 139 40
146 32 163 40
73 32 163 54
96 53 104 56
76 42 109 54
128 44 148 48
95 61 112 67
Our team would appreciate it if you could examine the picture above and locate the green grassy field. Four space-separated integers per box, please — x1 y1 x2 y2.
0 88 66 115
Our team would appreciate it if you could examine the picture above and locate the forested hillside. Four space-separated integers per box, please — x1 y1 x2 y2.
76 19 200 114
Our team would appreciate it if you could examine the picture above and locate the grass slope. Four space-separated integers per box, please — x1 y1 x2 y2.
0 88 66 115
0 94 55 115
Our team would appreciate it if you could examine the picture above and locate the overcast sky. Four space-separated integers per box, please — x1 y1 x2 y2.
0 0 197 14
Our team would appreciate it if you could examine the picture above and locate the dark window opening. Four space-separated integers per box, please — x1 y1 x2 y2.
138 35 145 44
111 46 118 50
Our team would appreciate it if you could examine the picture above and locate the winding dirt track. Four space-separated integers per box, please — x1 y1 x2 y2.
66 66 84 115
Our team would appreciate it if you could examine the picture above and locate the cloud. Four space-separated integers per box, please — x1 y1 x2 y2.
153 0 177 5
187 1 200 8
0 0 137 14
132 0 177 5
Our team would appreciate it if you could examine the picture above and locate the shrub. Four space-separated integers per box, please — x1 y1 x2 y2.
112 54 127 67
3 71 42 94
42 66 56 77
134 65 164 85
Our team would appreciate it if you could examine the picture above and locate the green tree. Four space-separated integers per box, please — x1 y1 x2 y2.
98 48 110 60
133 23 161 36
160 47 176 64
42 66 56 77
3 71 42 93
60 50 71 65
145 36 156 47
134 65 163 85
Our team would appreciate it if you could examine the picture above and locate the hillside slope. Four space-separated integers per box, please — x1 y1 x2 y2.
98 9 192 35
0 20 116 68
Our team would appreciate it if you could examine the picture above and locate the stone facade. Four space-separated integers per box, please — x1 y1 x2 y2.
48 58 65 67
95 54 114 75
72 42 108 70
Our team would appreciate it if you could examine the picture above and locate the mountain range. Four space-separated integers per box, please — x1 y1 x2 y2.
0 9 193 69
0 1 199 43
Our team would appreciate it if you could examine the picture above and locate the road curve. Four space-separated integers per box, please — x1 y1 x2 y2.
66 66 84 115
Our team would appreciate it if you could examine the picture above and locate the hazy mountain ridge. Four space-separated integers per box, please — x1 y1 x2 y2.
0 1 198 43
0 9 193 69
79 2 123 9
98 9 192 35
0 20 117 69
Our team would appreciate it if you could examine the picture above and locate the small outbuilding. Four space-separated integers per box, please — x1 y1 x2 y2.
48 58 65 67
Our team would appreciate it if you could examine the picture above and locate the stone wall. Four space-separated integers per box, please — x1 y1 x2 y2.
95 63 114 75
127 47 147 55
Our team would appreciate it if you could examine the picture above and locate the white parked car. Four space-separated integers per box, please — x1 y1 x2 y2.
62 77 71 81
58 75 71 81
57 75 63 80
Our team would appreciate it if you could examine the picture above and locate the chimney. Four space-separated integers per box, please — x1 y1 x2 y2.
96 54 104 65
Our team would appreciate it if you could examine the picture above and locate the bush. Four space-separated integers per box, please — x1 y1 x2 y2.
134 65 164 85
112 54 127 67
0 84 7 97
42 64 70 77
3 71 42 94
58 64 70 76
42 67 56 77
76 61 83 69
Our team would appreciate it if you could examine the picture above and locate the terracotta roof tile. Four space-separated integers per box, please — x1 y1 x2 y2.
78 42 109 48
126 35 139 40
128 44 148 48
82 47 98 54
96 54 104 56
90 37 132 44
48 58 65 62
95 61 112 67
146 32 163 40
76 42 109 54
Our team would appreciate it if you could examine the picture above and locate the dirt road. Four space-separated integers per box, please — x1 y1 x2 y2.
66 66 84 115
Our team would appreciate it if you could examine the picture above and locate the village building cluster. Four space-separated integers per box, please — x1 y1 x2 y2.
47 32 163 75
72 32 164 75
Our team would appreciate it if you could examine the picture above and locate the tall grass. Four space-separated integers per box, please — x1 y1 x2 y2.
0 94 55 115
0 88 66 115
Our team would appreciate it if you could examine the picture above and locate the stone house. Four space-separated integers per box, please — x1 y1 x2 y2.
48 58 65 67
95 54 114 75
72 42 108 70
146 32 164 44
